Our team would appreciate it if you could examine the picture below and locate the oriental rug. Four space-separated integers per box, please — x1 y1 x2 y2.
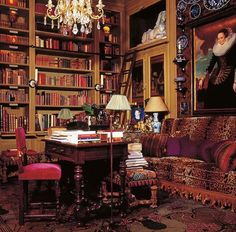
1 178 236 232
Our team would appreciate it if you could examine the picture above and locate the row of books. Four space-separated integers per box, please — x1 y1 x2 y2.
100 93 112 105
100 60 119 72
0 89 28 103
35 91 92 106
0 105 28 133
35 3 47 14
0 50 28 64
36 55 92 70
103 34 119 44
37 72 93 87
0 12 27 30
0 0 27 8
0 68 28 85
100 43 120 56
0 34 29 46
35 113 59 131
100 74 117 90
35 36 92 53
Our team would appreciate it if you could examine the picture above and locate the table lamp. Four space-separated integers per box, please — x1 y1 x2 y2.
105 94 131 227
145 96 168 133
57 108 74 126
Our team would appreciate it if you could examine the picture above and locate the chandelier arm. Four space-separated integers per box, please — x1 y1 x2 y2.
89 9 104 20
46 9 61 20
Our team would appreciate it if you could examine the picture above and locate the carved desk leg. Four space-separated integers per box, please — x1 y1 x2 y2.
74 164 85 225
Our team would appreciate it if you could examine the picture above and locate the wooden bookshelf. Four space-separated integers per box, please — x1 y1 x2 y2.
0 0 30 134
0 0 125 153
97 9 121 105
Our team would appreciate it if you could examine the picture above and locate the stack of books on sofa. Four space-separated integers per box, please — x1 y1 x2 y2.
126 143 148 170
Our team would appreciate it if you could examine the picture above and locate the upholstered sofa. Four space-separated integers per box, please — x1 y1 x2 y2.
137 116 236 211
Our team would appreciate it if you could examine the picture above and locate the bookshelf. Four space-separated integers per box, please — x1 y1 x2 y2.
34 0 95 131
0 0 30 133
98 10 121 105
0 0 124 147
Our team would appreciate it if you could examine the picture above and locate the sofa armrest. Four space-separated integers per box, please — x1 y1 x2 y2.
141 133 169 157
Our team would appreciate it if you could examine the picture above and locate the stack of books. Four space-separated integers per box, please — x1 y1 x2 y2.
126 143 148 170
97 130 123 142
50 130 100 143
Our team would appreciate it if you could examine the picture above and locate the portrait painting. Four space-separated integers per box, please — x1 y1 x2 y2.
131 107 145 122
193 13 236 114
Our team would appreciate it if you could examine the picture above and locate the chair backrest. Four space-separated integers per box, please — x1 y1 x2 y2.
15 127 27 173
15 127 27 154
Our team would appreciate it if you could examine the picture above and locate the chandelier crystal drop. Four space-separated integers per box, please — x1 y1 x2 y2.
44 0 105 35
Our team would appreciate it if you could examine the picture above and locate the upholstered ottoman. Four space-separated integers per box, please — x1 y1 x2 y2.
110 168 158 208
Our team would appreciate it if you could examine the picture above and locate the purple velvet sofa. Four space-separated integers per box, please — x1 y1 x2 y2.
140 116 236 211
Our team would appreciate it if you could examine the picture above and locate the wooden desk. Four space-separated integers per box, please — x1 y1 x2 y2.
43 139 128 222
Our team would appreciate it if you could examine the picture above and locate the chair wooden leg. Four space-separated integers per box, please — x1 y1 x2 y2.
55 180 60 219
2 163 7 183
23 181 28 213
19 181 24 225
150 185 158 208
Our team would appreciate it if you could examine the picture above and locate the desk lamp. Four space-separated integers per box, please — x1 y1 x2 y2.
57 108 74 126
105 94 131 228
145 96 168 133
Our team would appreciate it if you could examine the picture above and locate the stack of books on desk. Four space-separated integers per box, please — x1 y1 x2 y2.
50 130 100 143
78 133 100 142
97 130 124 142
126 143 148 170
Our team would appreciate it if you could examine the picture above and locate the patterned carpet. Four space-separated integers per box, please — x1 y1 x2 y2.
1 178 236 232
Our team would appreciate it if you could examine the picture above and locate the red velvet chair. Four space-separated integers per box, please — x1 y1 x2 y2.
0 147 41 184
15 127 62 225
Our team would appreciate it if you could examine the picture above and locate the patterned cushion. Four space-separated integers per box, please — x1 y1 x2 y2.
161 118 175 135
170 117 211 141
206 116 236 142
166 137 181 156
1 149 40 165
113 169 157 187
213 141 236 172
141 134 168 157
180 138 200 159
197 140 219 163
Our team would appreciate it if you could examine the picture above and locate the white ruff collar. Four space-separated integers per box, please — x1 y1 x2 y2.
213 33 236 56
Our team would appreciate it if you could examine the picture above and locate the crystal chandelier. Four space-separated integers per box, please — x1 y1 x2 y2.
44 0 105 35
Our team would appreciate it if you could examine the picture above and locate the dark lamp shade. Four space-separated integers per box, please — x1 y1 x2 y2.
145 96 168 112
106 94 131 111
57 108 74 120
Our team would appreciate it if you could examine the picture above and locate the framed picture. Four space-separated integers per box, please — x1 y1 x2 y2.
131 107 145 122
132 60 144 105
193 13 236 114
150 55 165 97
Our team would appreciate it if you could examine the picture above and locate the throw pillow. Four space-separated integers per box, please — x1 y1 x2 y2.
197 140 219 163
179 136 199 159
166 135 189 156
213 141 236 172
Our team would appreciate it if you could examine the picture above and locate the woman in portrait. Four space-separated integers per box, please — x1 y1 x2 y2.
198 27 236 109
